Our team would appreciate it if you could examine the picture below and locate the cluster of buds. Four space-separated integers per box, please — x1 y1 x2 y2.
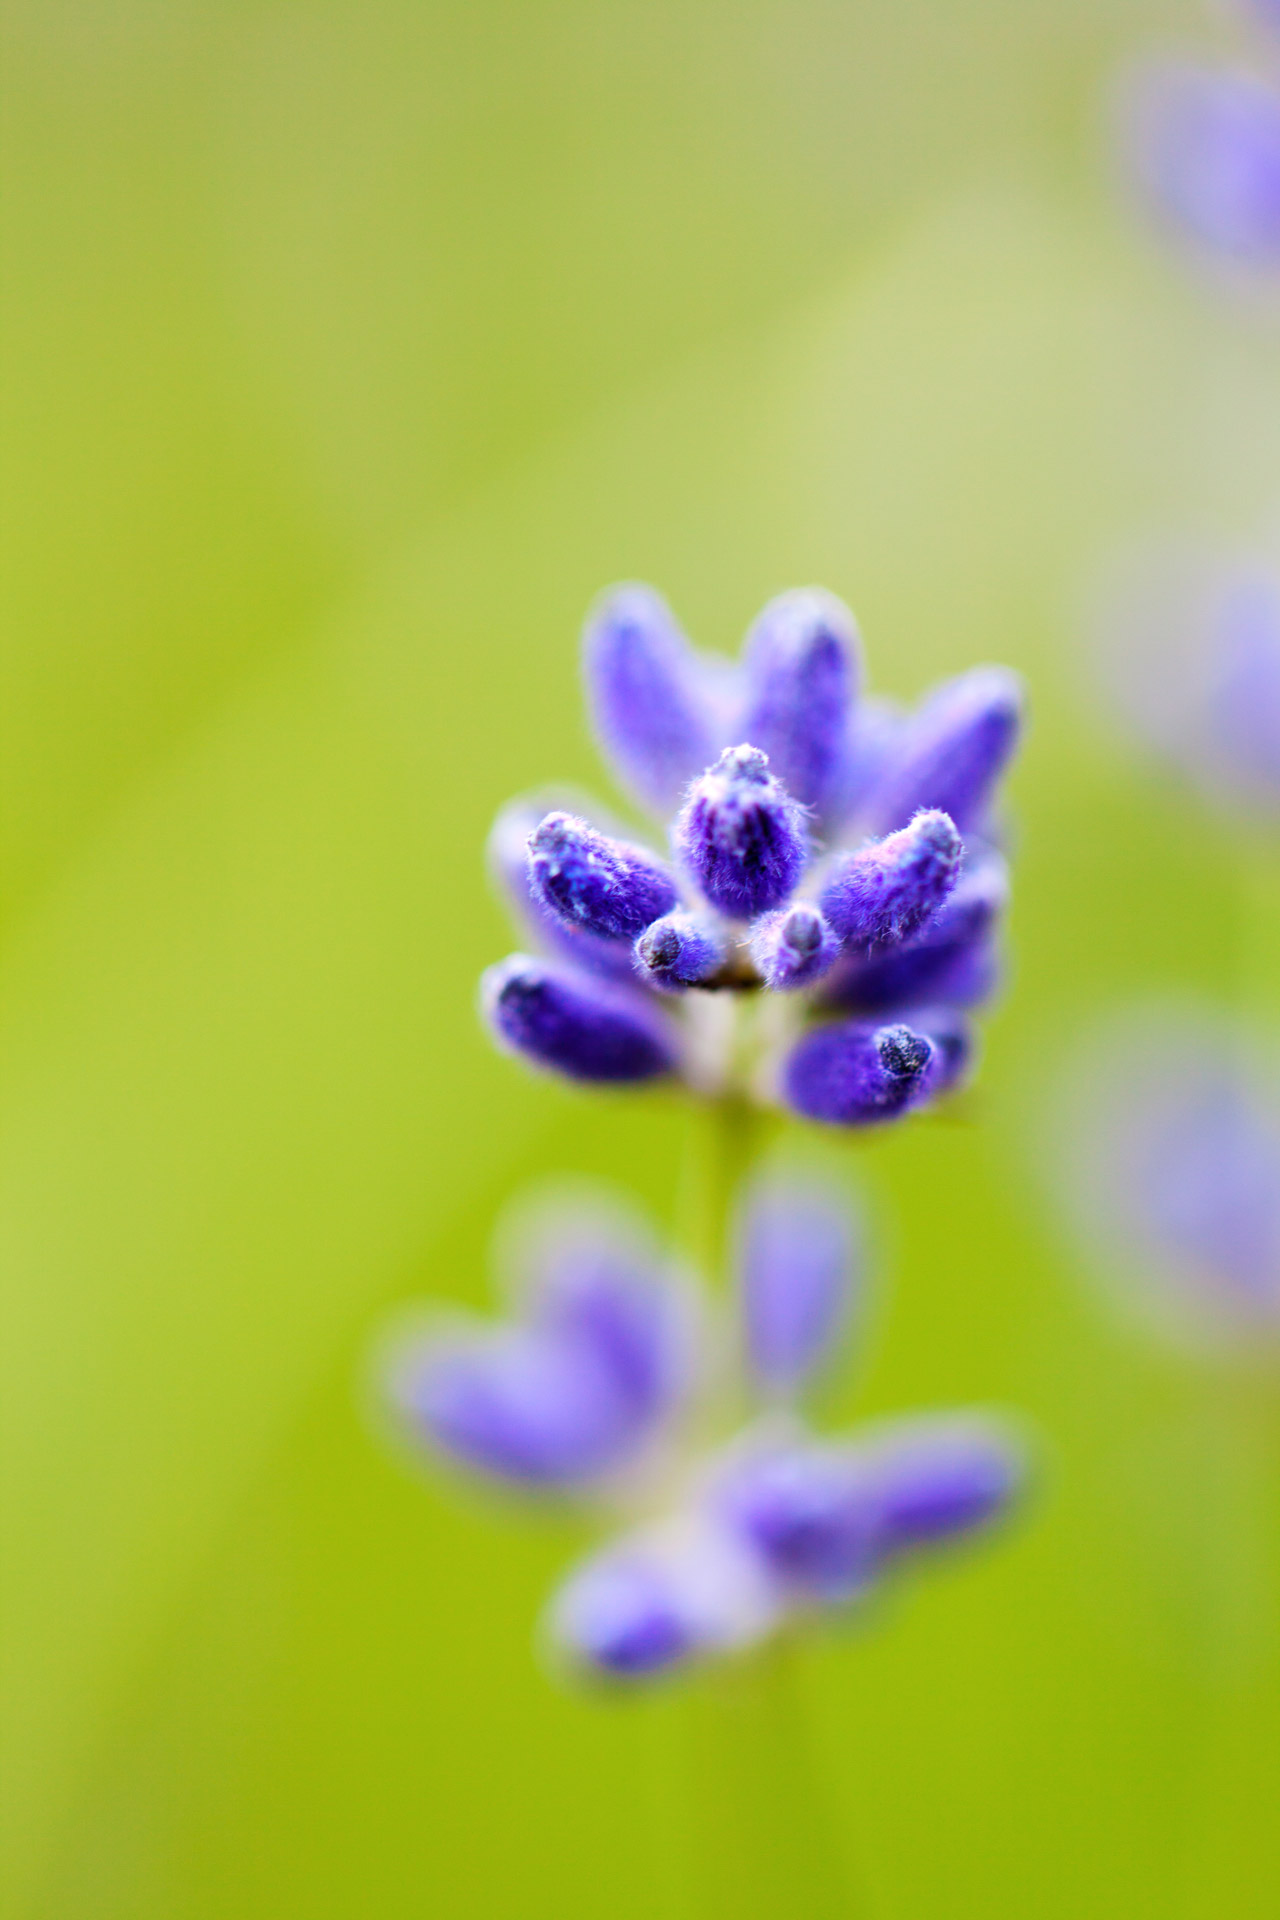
483 585 1022 1126
388 1175 1024 1678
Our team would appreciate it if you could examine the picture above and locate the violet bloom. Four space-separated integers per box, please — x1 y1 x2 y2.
384 1174 1025 1680
481 584 1023 1126
1054 1006 1280 1347
1095 546 1280 816
1122 54 1280 271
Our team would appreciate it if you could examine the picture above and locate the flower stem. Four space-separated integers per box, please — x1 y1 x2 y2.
674 1088 857 1916
683 1638 855 1919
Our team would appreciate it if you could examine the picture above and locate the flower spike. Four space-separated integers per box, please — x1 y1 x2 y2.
482 955 676 1082
528 811 677 943
675 744 808 919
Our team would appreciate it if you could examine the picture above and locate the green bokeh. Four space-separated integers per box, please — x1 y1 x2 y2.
4 1 1279 1914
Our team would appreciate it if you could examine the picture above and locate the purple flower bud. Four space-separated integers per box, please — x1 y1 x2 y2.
394 1212 689 1488
633 910 726 992
529 1221 690 1426
823 851 1006 1015
864 668 1023 837
583 584 725 815
783 1020 934 1127
1124 61 1280 267
738 589 861 821
714 1441 878 1602
400 1330 643 1486
819 810 962 958
860 1418 1023 1556
549 1522 777 1677
748 903 840 991
528 811 677 942
488 798 637 980
482 955 676 1082
674 744 808 919
737 1173 858 1393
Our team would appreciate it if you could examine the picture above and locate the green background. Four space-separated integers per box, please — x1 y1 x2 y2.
5 0 1280 1913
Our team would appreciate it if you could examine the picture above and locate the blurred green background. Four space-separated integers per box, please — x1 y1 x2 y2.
6 0 1280 1913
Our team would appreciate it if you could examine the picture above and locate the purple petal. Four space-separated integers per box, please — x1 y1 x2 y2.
783 1020 934 1127
748 903 841 991
583 584 726 816
738 589 861 822
819 810 962 958
481 954 676 1082
859 1417 1024 1555
487 798 638 980
712 1439 879 1603
674 744 809 919
549 1520 778 1678
863 668 1023 837
527 1224 691 1427
528 811 677 942
401 1327 652 1486
822 848 1006 1016
738 1173 858 1392
634 910 726 991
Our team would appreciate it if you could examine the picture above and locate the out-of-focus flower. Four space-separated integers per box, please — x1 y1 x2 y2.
384 1174 1025 1680
1052 1005 1280 1348
1093 544 1280 816
1122 58 1280 270
481 585 1023 1126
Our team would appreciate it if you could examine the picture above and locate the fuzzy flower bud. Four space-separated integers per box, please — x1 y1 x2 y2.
633 910 726 992
482 955 675 1083
825 850 1006 1014
866 667 1023 836
739 589 861 822
820 810 962 958
674 744 808 919
715 1443 878 1602
549 1522 777 1679
583 584 723 816
783 1020 934 1127
748 903 840 991
528 811 677 943
860 1419 1024 1556
738 1174 856 1393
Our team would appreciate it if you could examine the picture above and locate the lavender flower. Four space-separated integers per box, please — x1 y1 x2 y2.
1053 1006 1280 1346
482 584 1023 1123
1095 547 1280 816
383 1175 1026 1680
1123 58 1280 269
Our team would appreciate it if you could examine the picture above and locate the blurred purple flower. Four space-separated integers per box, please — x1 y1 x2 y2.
1094 545 1280 815
482 583 1023 1123
1123 59 1280 268
1054 1006 1280 1346
385 1174 1025 1680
